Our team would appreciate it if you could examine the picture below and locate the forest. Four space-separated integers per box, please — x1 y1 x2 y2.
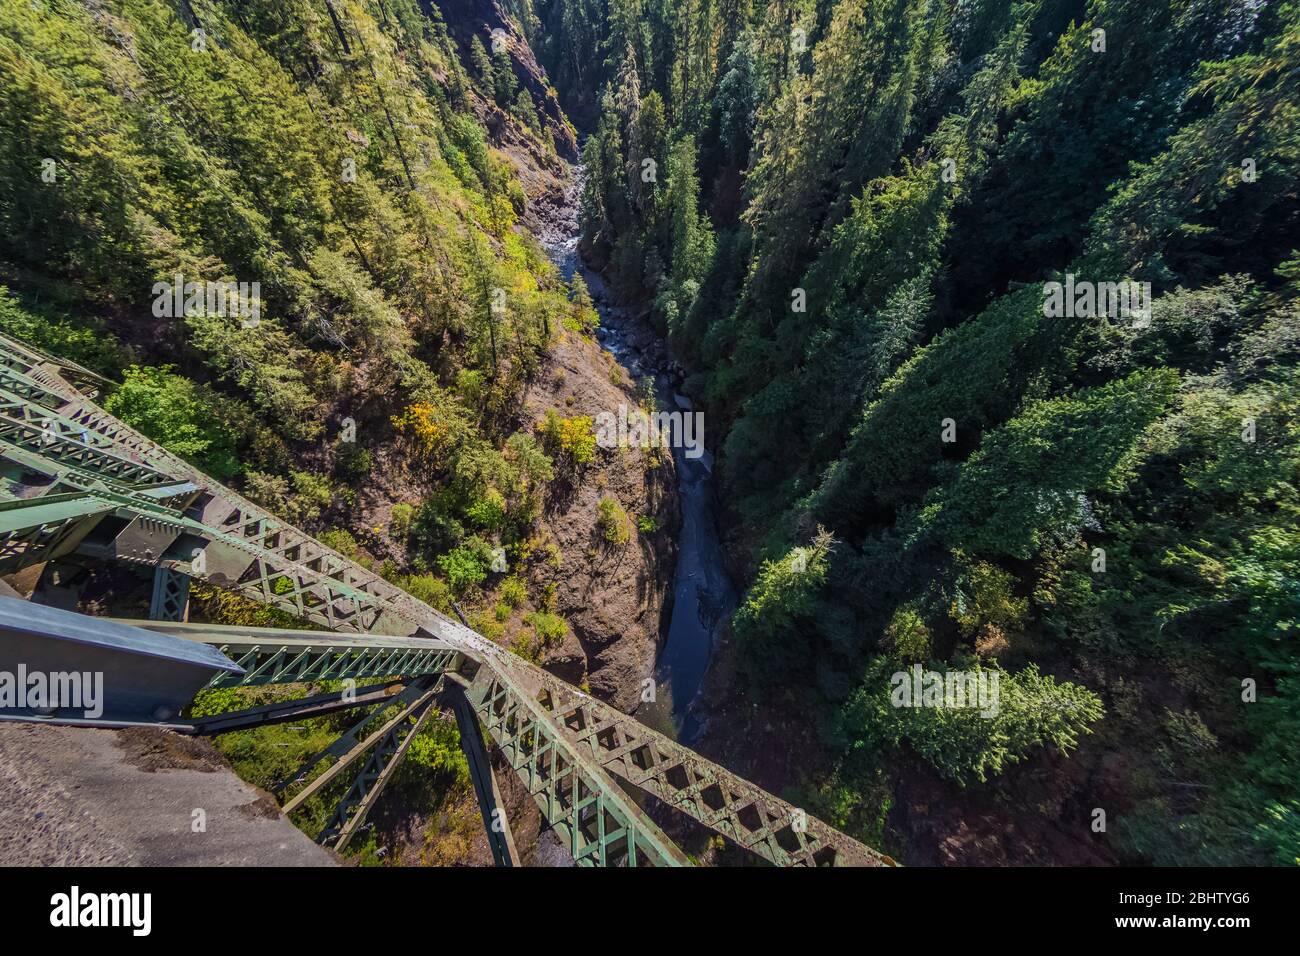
532 0 1298 865
0 0 1296 866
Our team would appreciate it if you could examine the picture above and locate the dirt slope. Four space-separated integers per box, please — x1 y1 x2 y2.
522 329 678 711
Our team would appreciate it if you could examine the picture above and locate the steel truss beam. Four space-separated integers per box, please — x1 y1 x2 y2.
525 666 890 866
440 674 519 867
150 565 190 621
0 494 115 571
128 621 462 688
0 384 146 456
209 641 455 688
314 686 439 850
0 334 108 401
281 682 438 821
186 681 405 736
273 682 430 796
465 667 689 867
0 411 173 485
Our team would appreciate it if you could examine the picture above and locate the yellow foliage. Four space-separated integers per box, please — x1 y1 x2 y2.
392 401 454 455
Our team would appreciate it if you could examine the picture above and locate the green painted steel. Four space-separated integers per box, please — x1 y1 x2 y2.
128 621 462 688
206 641 459 688
466 666 690 867
149 566 191 622
0 330 893 868
440 675 520 866
0 493 116 571
273 682 430 798
314 686 439 851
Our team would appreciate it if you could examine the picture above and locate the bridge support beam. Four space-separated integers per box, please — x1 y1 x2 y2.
149 565 190 622
186 681 405 736
465 667 690 867
314 685 439 851
441 674 519 867
279 682 434 817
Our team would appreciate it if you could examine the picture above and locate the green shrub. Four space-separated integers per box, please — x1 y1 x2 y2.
318 527 357 555
438 542 491 595
290 472 334 520
733 530 834 689
398 573 452 613
104 365 245 480
402 719 470 790
505 432 555 486
524 610 568 647
469 608 505 642
498 576 528 608
836 659 1105 787
389 503 415 541
336 443 373 480
412 491 466 554
538 409 596 467
466 487 507 531
245 470 335 526
597 496 632 545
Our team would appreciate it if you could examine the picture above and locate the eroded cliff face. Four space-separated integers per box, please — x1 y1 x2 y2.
522 329 679 713
424 0 579 270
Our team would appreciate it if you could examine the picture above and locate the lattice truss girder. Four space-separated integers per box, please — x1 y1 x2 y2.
0 499 114 568
0 382 154 461
0 331 891 867
532 670 887 866
467 669 688 867
149 565 190 621
313 686 439 851
0 409 171 485
206 640 460 688
0 333 423 631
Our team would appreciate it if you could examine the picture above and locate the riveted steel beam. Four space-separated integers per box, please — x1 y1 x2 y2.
496 663 894 867
464 666 690 867
272 682 424 795
281 682 437 818
0 413 174 486
149 565 191 621
185 680 404 736
0 493 116 573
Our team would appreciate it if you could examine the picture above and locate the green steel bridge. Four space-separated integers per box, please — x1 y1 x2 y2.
0 329 892 868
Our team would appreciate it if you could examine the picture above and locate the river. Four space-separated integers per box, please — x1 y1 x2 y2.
538 166 737 745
